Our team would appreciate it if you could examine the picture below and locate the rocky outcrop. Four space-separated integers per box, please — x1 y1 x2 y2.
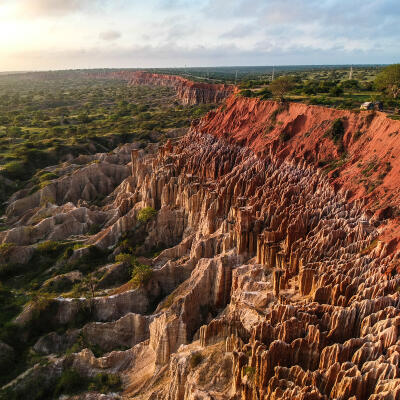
82 313 152 352
115 99 400 399
96 71 235 105
128 72 234 105
4 96 400 400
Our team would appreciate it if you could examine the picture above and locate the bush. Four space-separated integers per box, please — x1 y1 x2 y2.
36 240 64 256
91 372 122 393
329 86 344 97
131 263 152 287
325 118 345 150
38 172 58 182
353 130 364 141
137 207 157 223
244 366 256 379
258 87 272 99
269 76 295 100
1 161 29 181
115 252 135 265
239 89 255 98
0 243 16 258
54 369 83 396
279 131 291 142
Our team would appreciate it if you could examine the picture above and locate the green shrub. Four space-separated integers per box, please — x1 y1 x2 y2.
279 131 291 142
36 240 64 255
239 89 255 98
329 86 344 97
38 172 58 182
244 366 256 379
327 118 345 144
54 369 84 396
1 161 29 181
0 243 16 258
91 372 122 393
137 206 157 223
115 252 135 265
353 130 364 141
131 263 152 287
62 247 74 260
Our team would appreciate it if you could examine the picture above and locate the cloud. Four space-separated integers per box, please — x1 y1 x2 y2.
99 30 121 41
13 0 106 17
2 41 396 72
219 24 257 39
1 0 400 70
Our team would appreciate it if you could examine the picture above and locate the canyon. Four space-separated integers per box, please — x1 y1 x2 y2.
1 88 400 399
95 70 235 105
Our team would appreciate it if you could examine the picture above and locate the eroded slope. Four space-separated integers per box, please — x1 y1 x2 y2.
1 96 400 400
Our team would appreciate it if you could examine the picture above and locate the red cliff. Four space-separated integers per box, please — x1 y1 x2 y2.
98 70 235 105
4 94 400 400
197 95 400 246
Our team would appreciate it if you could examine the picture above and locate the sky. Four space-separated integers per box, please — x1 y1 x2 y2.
0 0 399 71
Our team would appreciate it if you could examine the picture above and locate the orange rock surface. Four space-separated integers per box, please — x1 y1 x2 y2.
198 96 400 248
96 70 235 105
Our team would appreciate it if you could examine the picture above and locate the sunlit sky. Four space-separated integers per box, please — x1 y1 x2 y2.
0 0 399 71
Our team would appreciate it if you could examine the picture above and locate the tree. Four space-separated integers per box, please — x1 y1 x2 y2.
269 77 294 101
375 64 400 98
137 206 157 223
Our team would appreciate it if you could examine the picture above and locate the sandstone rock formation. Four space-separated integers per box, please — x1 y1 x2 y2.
95 70 235 105
3 93 400 400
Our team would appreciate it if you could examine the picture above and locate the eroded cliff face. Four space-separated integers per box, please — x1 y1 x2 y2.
3 95 400 400
97 70 235 105
120 117 400 400
199 97 400 248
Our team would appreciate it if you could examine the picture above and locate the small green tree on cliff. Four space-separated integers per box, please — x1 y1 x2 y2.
269 76 294 101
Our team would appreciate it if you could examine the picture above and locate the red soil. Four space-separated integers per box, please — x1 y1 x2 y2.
195 95 400 247
104 71 235 105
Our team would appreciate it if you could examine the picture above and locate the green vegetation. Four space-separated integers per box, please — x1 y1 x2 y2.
54 369 122 397
131 262 153 287
114 252 152 287
375 64 400 98
353 130 364 141
0 71 215 210
359 238 379 256
244 366 256 379
0 239 111 387
234 65 400 113
115 252 136 265
137 206 157 223
325 118 345 149
279 131 291 142
269 76 295 100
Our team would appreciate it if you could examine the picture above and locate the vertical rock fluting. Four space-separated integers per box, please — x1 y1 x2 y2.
107 100 400 399
25 94 397 399
128 72 235 105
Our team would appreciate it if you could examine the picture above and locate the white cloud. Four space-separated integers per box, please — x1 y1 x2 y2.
1 0 400 70
12 0 106 17
99 30 121 41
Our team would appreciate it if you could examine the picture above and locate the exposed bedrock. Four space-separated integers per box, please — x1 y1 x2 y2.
108 102 400 399
95 70 235 105
5 97 400 399
1 143 138 246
